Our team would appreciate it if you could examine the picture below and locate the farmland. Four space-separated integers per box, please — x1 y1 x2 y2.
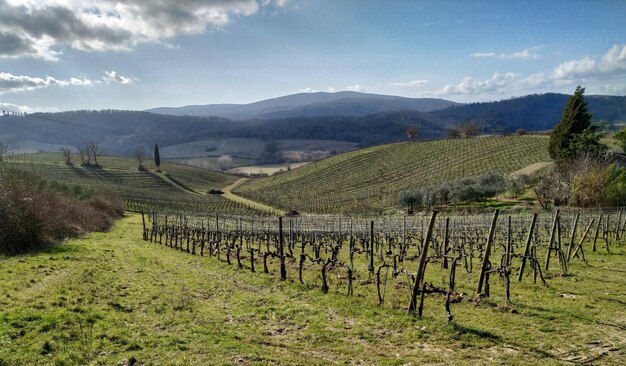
2 154 260 215
1 210 624 365
235 135 551 214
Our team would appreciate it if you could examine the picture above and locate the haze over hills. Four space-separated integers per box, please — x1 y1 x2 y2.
146 91 462 119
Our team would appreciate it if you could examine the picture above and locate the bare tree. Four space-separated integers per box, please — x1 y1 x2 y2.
217 155 233 171
133 148 146 170
458 121 480 138
406 127 419 142
59 147 73 165
86 140 103 166
77 144 87 165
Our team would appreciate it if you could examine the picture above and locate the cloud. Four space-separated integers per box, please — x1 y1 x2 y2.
552 57 596 79
327 87 336 93
388 79 428 87
0 70 133 93
431 44 626 99
345 84 366 92
552 44 626 80
0 0 289 61
433 72 518 96
471 46 542 60
297 87 318 93
102 71 133 84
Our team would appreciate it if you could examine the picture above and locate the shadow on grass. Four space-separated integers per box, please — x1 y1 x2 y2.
451 323 501 341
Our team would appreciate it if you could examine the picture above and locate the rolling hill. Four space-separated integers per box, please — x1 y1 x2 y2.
234 135 551 214
3 154 261 215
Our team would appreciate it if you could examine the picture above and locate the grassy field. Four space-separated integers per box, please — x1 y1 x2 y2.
0 214 624 365
235 136 551 214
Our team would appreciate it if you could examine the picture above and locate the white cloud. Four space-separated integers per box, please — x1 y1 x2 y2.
297 87 318 93
102 70 133 84
552 44 626 80
471 46 542 60
388 79 428 87
327 86 336 93
433 72 518 96
0 70 133 93
0 0 289 61
431 44 626 99
552 57 597 79
345 84 366 92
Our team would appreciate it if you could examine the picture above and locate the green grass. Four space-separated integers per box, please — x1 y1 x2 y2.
235 136 551 214
1 214 624 365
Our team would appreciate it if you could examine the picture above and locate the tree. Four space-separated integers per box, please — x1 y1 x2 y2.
154 144 161 172
217 155 233 170
133 148 146 170
458 121 480 138
59 147 73 165
406 127 419 142
85 140 103 166
548 86 593 161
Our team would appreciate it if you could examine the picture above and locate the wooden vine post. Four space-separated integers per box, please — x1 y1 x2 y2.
566 213 580 262
279 216 287 280
544 209 560 272
368 221 375 275
408 211 437 315
517 213 537 281
476 210 499 296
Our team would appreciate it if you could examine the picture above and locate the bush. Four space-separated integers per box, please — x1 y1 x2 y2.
0 169 124 255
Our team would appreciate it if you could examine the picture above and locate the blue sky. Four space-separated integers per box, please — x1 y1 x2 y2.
0 0 625 112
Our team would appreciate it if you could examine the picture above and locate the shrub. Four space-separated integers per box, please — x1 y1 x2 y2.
0 168 123 255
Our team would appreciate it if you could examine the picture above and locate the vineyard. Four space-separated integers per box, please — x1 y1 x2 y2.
1 155 260 215
139 207 623 321
234 135 551 214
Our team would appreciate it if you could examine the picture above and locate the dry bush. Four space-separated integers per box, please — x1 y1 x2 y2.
0 169 123 255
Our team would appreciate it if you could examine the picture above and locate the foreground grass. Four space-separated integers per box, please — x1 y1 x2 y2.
1 215 625 365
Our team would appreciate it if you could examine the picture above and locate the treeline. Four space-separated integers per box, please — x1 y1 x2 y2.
0 167 124 255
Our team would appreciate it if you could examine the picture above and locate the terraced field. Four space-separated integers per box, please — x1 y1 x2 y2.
2 155 259 215
235 136 551 214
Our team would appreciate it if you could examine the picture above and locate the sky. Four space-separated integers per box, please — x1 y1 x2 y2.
0 0 625 113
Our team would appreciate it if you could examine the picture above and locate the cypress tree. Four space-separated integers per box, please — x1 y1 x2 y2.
548 86 593 161
154 144 161 172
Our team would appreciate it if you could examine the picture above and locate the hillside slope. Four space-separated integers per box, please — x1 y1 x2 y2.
234 136 551 214
4 154 259 215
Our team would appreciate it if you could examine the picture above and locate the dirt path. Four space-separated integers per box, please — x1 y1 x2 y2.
222 178 282 215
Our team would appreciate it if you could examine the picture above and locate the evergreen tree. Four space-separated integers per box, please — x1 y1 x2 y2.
548 86 593 161
154 144 161 172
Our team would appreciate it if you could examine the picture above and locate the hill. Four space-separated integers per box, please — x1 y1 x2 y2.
432 93 626 132
3 154 260 215
146 91 461 119
234 135 551 214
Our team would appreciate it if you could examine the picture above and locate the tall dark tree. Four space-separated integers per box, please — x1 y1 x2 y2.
549 86 593 161
154 144 161 172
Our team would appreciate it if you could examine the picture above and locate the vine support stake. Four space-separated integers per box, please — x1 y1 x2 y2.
476 209 499 296
408 211 437 315
518 213 537 282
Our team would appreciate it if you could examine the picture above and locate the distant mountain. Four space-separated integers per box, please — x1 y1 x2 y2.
146 91 462 120
432 93 626 132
